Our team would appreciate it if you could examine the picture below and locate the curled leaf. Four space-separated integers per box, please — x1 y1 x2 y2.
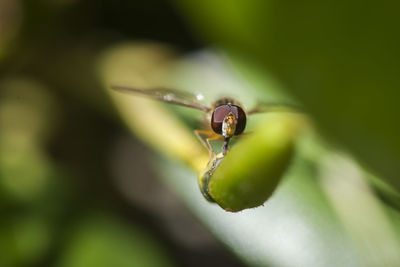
201 113 305 212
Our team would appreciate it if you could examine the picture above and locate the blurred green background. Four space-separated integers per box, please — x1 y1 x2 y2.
1 0 400 266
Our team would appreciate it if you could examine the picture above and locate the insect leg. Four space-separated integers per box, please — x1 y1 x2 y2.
194 129 221 159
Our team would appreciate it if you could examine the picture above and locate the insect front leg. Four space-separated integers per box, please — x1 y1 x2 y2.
194 129 221 160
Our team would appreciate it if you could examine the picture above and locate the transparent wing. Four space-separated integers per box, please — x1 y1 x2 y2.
112 85 211 112
247 102 301 115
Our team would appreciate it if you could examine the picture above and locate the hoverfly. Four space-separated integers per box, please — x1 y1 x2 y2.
112 85 291 158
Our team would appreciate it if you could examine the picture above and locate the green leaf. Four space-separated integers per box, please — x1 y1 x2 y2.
202 113 305 212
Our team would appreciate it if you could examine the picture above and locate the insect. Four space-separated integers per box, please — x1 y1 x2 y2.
112 85 292 158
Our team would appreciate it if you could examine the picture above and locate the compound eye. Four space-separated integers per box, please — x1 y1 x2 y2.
211 105 231 134
211 104 247 135
234 105 246 135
